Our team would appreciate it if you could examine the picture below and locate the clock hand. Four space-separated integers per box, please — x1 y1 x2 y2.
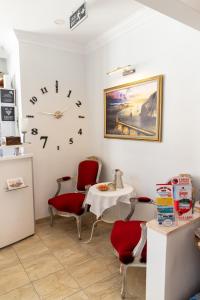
37 108 69 119
60 105 71 114
38 111 54 115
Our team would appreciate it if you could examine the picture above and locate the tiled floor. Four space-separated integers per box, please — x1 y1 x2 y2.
0 214 146 300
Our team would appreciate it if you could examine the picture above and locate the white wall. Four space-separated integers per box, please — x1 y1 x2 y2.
18 38 90 219
85 10 200 199
0 32 21 143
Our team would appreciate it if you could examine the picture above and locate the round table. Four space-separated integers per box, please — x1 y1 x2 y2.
84 182 135 242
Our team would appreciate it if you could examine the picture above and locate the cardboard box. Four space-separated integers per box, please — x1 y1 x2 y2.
172 176 193 220
157 205 175 226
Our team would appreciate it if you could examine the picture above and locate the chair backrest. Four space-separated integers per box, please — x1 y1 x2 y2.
131 201 156 222
76 156 102 191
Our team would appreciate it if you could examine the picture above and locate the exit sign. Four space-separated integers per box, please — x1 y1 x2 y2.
70 2 87 30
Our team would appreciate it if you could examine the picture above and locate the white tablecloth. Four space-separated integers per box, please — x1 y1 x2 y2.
85 183 135 218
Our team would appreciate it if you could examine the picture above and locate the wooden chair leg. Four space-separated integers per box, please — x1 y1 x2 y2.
120 263 123 274
48 206 54 227
76 216 82 240
121 264 128 299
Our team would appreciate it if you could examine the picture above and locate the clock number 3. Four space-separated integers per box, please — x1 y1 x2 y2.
55 80 58 93
40 136 48 148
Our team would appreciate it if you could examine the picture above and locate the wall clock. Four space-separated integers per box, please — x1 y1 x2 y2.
26 80 85 150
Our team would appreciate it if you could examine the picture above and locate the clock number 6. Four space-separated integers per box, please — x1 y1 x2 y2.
40 136 48 149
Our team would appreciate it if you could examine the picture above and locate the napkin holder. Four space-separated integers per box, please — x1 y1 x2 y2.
113 169 124 189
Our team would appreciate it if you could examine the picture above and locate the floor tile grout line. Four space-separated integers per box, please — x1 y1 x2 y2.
6 219 142 299
33 222 90 299
33 221 84 294
39 221 118 294
12 245 42 299
36 220 121 292
46 234 86 291
0 282 32 298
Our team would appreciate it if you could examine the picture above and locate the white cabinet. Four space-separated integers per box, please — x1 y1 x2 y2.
0 154 35 248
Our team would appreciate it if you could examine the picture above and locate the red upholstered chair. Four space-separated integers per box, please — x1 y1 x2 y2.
48 156 102 239
110 197 156 298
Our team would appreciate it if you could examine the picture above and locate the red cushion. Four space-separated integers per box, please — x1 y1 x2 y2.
110 220 147 264
48 193 85 215
77 160 99 191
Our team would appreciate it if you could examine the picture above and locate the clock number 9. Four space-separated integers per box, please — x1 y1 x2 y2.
40 136 48 149
31 128 38 135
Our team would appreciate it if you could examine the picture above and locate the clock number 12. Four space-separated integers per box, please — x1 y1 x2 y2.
55 80 58 93
40 136 48 148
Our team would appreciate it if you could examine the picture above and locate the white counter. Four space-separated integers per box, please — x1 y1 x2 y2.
146 213 200 300
0 153 35 248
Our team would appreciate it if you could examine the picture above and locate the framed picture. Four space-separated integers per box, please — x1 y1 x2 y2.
104 75 163 141
0 89 15 104
1 106 15 121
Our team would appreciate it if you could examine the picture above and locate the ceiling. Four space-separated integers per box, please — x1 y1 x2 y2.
0 0 143 45
180 0 200 13
136 0 200 32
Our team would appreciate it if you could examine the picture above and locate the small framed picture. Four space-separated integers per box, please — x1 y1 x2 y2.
1 106 15 121
7 177 25 190
0 89 15 104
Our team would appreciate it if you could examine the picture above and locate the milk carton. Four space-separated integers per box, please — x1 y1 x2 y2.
172 175 193 220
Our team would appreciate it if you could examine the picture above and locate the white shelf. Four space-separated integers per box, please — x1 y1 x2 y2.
0 153 33 162
5 185 29 192
0 143 31 149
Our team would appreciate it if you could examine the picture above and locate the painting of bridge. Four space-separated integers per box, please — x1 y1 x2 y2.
104 75 163 141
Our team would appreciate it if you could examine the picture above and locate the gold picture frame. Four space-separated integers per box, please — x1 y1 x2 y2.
104 75 163 141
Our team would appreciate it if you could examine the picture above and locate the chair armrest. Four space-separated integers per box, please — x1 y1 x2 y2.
125 198 138 221
57 176 71 183
55 176 71 197
132 222 147 262
85 184 91 192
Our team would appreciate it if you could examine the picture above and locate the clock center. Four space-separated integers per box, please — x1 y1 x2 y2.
54 111 63 119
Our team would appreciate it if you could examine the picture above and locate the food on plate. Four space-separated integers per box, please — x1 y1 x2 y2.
97 184 109 191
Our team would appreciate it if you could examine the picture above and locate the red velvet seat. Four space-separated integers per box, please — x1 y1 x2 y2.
48 193 85 215
48 157 102 239
111 220 147 264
